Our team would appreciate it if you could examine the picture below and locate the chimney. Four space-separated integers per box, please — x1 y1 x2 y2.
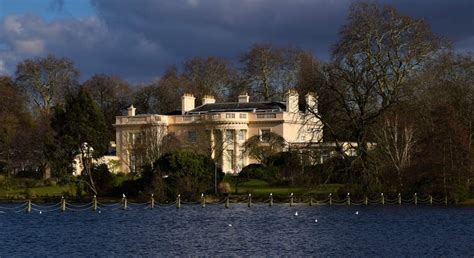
238 93 250 103
305 92 317 113
127 105 136 116
285 89 299 113
202 95 216 105
181 93 195 114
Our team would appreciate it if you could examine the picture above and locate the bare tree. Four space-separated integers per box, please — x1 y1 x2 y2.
0 76 33 175
133 66 183 114
182 57 235 102
243 131 286 164
375 115 416 189
83 74 132 140
15 55 79 114
306 2 447 189
132 125 168 169
241 44 305 101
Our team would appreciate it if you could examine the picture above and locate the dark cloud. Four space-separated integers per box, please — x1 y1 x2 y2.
0 0 472 82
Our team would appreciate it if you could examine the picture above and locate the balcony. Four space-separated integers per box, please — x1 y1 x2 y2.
251 112 284 121
202 113 249 123
115 115 165 125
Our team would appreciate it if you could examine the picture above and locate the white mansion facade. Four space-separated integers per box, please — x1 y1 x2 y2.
114 90 322 174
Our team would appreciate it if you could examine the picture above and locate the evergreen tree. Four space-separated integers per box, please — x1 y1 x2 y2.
51 87 108 194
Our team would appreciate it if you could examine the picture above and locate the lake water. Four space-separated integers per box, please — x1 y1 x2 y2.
0 203 473 256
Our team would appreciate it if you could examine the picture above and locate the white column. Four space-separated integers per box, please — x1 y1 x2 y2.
210 129 215 159
221 129 226 172
234 129 242 172
234 129 239 173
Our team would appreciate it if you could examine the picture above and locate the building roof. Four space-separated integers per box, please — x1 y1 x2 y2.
187 101 287 114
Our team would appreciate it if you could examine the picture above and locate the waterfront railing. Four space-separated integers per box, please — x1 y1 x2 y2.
0 192 451 214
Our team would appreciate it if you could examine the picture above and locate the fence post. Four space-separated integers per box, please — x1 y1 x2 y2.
150 194 155 209
26 200 32 213
309 196 313 206
398 193 401 205
122 194 128 210
381 193 384 205
414 193 417 205
201 193 205 208
429 195 433 205
176 194 181 209
93 195 98 211
225 195 229 208
347 193 351 206
247 193 252 208
364 196 368 205
329 193 332 206
290 193 294 207
444 196 448 205
61 196 66 212
269 193 273 207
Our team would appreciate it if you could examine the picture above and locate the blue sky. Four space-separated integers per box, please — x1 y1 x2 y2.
0 0 473 82
0 0 95 20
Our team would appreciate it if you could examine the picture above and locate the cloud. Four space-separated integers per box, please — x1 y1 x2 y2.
88 0 474 75
15 39 45 54
0 0 472 82
0 14 172 82
3 16 23 34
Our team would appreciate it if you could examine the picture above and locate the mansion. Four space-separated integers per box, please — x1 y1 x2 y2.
114 90 322 174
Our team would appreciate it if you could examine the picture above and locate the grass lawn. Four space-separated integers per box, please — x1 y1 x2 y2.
0 184 76 199
227 178 342 197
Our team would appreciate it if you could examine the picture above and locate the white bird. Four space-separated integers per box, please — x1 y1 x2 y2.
122 194 126 198
228 224 232 227
39 211 42 214
355 211 359 215
294 211 298 216
98 210 101 214
314 219 318 223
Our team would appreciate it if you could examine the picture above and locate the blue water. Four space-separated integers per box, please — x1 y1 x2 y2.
0 203 473 256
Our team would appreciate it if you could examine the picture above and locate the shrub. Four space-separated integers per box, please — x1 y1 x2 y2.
154 150 224 200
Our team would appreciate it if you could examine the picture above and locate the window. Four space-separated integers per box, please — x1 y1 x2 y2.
239 113 247 119
238 130 246 141
226 150 234 172
239 150 245 169
213 129 223 145
260 129 271 142
226 130 234 143
257 113 276 119
128 132 138 145
187 131 197 143
226 113 235 118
